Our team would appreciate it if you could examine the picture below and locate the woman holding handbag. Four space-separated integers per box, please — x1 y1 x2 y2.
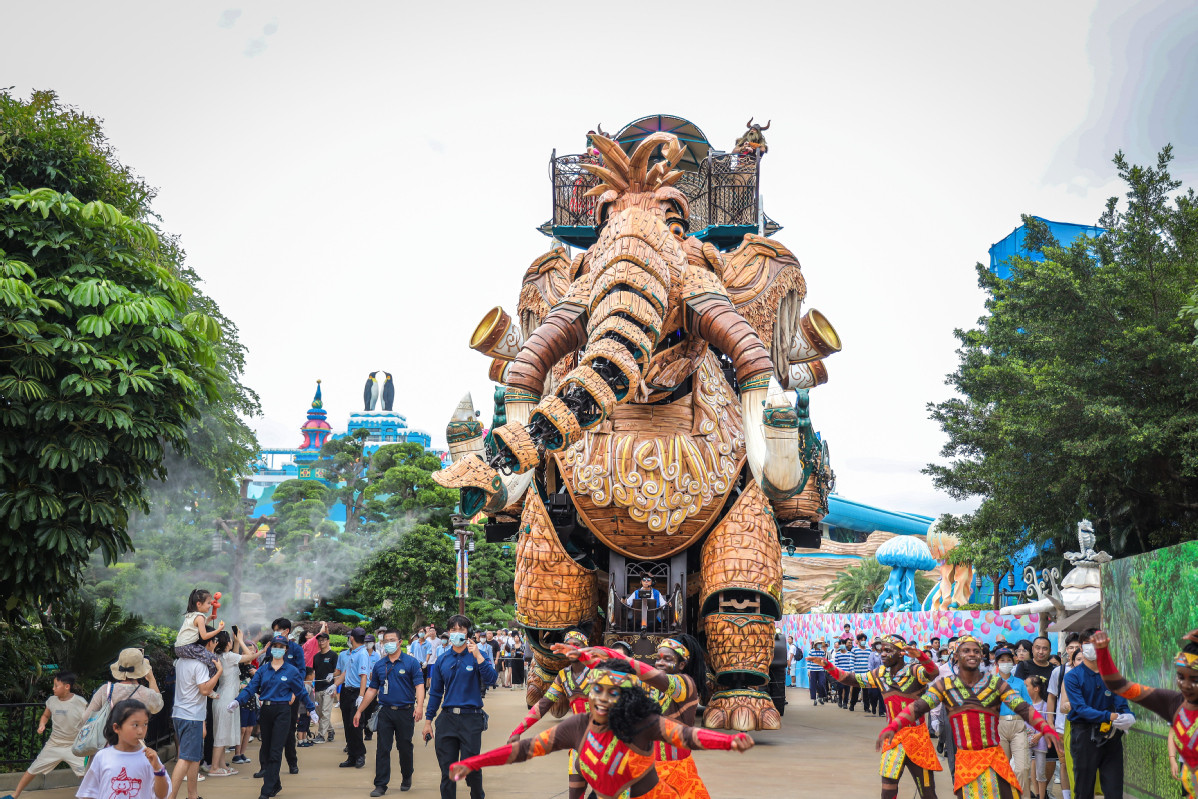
86 649 164 717
74 649 164 758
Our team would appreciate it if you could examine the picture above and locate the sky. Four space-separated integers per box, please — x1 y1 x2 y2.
4 0 1196 519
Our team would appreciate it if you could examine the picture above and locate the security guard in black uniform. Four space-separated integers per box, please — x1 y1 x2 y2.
355 629 426 796
423 614 496 799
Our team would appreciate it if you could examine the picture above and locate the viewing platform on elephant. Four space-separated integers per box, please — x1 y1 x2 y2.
541 114 781 250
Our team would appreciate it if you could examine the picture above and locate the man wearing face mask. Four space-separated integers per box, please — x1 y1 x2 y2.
424 615 497 799
1063 629 1134 799
355 630 425 795
1046 633 1080 797
994 648 1033 798
333 628 370 769
229 635 317 799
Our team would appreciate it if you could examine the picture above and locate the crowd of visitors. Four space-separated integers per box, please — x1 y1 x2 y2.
787 624 1133 799
12 583 1168 799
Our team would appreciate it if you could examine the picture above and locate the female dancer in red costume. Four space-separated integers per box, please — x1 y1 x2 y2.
1092 629 1198 796
449 660 752 799
507 629 592 783
552 636 712 799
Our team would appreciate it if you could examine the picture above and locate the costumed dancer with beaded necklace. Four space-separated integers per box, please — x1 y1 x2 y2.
449 660 753 799
878 635 1061 799
1091 629 1198 796
811 634 942 798
552 635 712 799
507 629 592 780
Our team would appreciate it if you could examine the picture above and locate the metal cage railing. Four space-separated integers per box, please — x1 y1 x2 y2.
549 149 760 232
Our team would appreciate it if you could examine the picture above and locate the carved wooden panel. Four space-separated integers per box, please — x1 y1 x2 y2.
514 491 597 630
557 354 744 559
699 480 783 618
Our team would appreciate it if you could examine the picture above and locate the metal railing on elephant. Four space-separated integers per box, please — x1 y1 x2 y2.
605 583 685 636
549 150 760 231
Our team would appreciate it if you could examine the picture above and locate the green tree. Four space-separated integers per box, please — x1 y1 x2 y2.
364 442 458 531
464 538 516 628
927 147 1198 565
352 524 455 633
39 594 147 691
316 429 370 535
0 90 231 614
269 479 337 548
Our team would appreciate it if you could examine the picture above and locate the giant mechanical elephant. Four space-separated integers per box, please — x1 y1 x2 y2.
434 131 842 730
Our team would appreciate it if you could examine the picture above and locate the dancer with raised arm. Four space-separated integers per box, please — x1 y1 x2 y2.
553 636 712 799
449 661 752 799
812 634 942 798
878 635 1061 799
507 630 592 740
1092 629 1198 796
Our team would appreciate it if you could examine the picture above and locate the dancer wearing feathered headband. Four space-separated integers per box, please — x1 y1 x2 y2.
449 659 752 799
1091 628 1198 796
878 635 1061 799
812 634 942 798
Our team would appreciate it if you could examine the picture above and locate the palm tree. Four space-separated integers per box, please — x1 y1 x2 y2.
821 557 936 613
40 595 148 689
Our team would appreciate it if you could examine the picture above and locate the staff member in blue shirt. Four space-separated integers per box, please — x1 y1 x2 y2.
362 634 383 743
228 635 316 799
1064 628 1135 799
423 615 496 799
333 627 370 768
265 617 308 777
354 629 425 796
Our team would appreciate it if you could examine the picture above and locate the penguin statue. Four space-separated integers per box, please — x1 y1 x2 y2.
381 372 395 412
363 371 379 411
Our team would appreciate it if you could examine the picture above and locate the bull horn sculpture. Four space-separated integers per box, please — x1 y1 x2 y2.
470 306 524 362
786 308 842 364
780 360 828 391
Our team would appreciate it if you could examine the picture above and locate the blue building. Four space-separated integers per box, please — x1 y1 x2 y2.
988 215 1105 279
249 377 447 526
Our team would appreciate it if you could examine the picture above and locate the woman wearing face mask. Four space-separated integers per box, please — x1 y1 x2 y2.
448 660 752 799
1091 629 1198 796
227 635 317 799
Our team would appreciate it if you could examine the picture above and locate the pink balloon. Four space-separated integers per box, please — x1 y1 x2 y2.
1024 624 1035 633
981 623 991 634
971 610 981 619
964 619 974 631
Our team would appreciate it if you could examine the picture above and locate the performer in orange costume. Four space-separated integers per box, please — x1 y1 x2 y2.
449 661 752 799
553 636 711 799
1092 629 1198 796
813 635 942 798
879 636 1061 799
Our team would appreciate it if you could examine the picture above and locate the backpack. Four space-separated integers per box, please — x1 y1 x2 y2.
73 683 139 757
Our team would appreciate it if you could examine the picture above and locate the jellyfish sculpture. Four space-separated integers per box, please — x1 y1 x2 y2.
873 535 937 613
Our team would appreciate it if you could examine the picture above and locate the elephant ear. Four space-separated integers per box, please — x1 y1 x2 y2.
724 234 807 381
519 243 574 339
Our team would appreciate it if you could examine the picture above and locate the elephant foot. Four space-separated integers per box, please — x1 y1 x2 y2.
703 689 781 731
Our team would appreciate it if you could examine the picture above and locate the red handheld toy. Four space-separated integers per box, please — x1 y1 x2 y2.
209 591 222 622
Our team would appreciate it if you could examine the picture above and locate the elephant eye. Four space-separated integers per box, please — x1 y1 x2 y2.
669 222 685 237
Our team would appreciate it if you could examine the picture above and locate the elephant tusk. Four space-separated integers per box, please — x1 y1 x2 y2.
760 379 804 499
483 470 536 513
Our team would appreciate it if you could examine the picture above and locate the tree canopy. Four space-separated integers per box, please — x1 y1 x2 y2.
927 146 1198 567
0 90 252 614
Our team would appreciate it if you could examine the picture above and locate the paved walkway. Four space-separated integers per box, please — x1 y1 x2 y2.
39 688 903 799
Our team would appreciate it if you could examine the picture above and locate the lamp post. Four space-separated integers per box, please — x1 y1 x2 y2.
216 478 277 620
451 514 475 616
